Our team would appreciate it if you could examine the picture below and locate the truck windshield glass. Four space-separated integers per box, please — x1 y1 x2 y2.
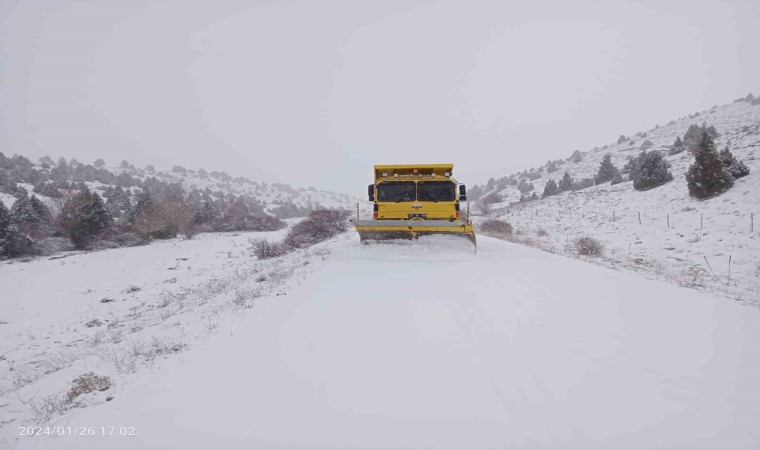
417 181 455 202
377 182 416 202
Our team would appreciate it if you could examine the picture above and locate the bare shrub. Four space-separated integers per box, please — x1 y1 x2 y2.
231 286 260 309
67 372 111 402
108 231 147 247
109 338 186 373
250 238 288 259
145 337 186 358
283 209 348 249
537 228 548 237
479 219 513 237
109 347 139 374
573 236 604 257
28 393 70 424
40 352 77 374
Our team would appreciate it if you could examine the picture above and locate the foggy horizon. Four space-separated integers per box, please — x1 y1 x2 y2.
2 0 759 196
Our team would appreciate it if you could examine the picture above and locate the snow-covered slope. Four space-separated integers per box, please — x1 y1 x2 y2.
125 166 357 213
0 159 358 216
2 234 759 449
476 99 760 304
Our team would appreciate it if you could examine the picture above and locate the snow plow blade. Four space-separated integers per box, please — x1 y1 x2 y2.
354 220 477 247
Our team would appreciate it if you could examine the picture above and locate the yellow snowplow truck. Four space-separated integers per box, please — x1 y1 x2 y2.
354 164 476 246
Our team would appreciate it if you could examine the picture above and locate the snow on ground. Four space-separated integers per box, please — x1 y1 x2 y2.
3 234 759 449
0 220 331 438
480 100 760 305
0 192 15 208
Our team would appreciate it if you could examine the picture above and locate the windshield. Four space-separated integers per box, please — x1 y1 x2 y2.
377 182 416 202
417 181 455 202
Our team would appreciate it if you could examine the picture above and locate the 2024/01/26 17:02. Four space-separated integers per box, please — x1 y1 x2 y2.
19 426 136 436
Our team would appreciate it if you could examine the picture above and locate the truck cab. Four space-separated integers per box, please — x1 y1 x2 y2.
367 164 467 221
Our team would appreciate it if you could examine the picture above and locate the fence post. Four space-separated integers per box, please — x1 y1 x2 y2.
701 214 703 231
356 203 360 221
638 211 641 224
667 214 670 229
613 210 616 222
752 212 754 232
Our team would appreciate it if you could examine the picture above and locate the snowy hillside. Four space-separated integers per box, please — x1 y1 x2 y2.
2 235 759 449
0 157 357 217
116 165 356 215
473 97 760 305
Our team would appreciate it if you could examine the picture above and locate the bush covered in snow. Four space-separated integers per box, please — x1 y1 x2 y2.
250 238 288 260
630 150 673 191
284 209 348 249
251 209 347 259
479 218 513 236
573 236 604 257
719 147 750 180
67 372 112 402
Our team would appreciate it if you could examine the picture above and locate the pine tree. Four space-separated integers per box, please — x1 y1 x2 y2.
59 190 112 248
569 150 583 163
129 190 154 223
106 186 132 218
11 194 53 237
719 147 750 179
29 195 52 223
686 131 734 198
194 200 214 224
10 194 36 224
594 154 620 184
542 179 559 198
517 179 534 194
669 136 686 155
0 201 32 258
558 172 573 192
684 123 719 154
632 150 673 191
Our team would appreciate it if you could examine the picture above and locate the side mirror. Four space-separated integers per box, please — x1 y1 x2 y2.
368 184 375 201
459 184 467 201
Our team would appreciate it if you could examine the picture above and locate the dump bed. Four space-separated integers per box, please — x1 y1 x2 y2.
374 164 454 180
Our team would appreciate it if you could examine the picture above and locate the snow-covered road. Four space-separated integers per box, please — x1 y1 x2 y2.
10 235 760 449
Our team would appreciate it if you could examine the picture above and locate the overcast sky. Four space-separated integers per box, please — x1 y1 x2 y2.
2 0 759 195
